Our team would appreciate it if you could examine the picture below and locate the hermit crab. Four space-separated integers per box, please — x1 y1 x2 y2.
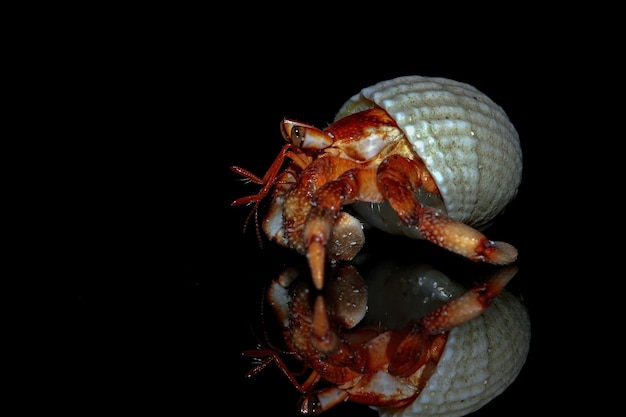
243 261 531 416
231 75 522 290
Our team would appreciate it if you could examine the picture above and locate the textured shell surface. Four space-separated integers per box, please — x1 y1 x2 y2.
363 263 531 417
377 290 531 417
335 75 522 235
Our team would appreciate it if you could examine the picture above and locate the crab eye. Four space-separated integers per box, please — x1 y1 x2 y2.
280 118 333 149
280 119 302 146
290 125 304 147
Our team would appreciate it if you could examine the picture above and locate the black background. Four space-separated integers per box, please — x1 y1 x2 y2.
64 12 584 416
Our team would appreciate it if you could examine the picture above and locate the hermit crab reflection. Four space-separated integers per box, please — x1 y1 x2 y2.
243 260 531 417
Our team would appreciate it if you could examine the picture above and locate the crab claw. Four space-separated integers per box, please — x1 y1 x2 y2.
307 240 326 291
418 206 518 265
305 211 365 290
377 154 518 266
421 264 518 334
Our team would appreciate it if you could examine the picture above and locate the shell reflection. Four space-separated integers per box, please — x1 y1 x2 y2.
365 261 531 417
245 260 531 416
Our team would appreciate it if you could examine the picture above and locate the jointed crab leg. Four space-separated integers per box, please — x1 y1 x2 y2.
230 144 312 240
377 154 518 265
295 153 517 290
280 156 377 290
421 264 517 334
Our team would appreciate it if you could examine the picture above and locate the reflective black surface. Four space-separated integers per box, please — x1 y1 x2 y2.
67 34 573 416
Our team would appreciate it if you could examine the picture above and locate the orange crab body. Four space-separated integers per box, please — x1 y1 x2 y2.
231 76 522 290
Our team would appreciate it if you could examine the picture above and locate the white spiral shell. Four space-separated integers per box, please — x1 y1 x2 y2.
363 263 531 417
335 75 522 237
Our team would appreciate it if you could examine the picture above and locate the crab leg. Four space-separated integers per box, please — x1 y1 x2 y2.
421 264 518 334
386 264 518 379
299 164 382 290
230 144 312 238
279 156 374 290
377 154 518 265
